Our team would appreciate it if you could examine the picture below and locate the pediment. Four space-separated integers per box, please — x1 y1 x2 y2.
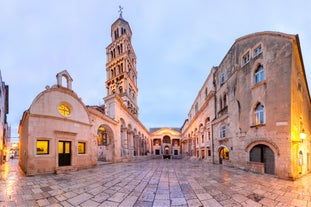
150 127 181 136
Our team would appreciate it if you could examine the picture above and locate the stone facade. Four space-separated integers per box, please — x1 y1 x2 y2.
0 71 9 164
19 71 98 175
150 128 182 159
181 32 311 180
181 69 215 161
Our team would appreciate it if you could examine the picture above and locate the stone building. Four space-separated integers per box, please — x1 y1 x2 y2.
181 68 215 161
181 31 311 180
0 71 9 164
19 71 98 175
150 128 182 159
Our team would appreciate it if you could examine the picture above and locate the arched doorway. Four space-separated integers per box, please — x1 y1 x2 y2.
250 144 275 175
219 147 229 164
97 125 113 161
163 145 170 159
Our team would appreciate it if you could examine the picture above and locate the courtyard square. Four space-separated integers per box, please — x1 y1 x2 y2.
1 159 311 207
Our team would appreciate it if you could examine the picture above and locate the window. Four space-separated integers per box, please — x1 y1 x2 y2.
58 104 71 117
254 45 262 57
220 125 226 138
219 72 226 85
98 125 109 146
255 103 265 125
255 65 264 84
242 52 250 65
78 142 86 154
201 134 205 143
36 140 49 155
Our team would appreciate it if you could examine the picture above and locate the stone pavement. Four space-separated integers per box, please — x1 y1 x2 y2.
1 158 311 207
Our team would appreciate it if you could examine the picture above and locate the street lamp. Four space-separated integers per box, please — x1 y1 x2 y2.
299 128 307 140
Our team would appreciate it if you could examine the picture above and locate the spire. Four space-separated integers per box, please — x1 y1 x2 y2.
118 5 123 18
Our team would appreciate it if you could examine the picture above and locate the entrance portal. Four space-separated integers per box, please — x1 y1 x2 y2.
219 147 229 164
250 144 275 175
58 141 71 166
163 145 171 159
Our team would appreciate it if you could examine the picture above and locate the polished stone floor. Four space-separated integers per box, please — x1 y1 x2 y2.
1 158 311 207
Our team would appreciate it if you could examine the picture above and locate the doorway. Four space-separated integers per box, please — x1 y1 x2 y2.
250 144 275 175
58 141 71 166
219 147 229 164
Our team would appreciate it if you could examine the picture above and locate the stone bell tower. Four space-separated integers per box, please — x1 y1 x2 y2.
104 6 139 118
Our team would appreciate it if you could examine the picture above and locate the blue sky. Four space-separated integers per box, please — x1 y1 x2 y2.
1 0 311 140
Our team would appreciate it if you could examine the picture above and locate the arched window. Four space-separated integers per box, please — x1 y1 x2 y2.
255 103 265 125
255 65 264 84
163 135 171 144
97 125 109 146
117 45 121 55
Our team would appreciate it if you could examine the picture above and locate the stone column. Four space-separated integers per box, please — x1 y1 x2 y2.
121 127 128 157
129 131 134 157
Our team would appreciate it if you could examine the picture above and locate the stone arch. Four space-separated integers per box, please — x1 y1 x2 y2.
249 144 275 175
251 59 265 84
250 100 265 125
218 145 230 164
245 139 280 156
199 123 204 132
97 124 114 146
163 135 171 144
97 124 114 161
56 70 73 90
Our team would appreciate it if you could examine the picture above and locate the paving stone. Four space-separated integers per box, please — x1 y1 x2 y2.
80 199 100 207
98 200 119 207
153 199 170 207
171 197 187 205
186 198 203 207
36 198 50 207
2 159 311 207
201 198 222 207
196 193 212 201
67 193 93 206
108 192 127 202
119 195 138 207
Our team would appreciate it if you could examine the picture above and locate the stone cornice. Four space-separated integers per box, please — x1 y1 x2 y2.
29 113 92 127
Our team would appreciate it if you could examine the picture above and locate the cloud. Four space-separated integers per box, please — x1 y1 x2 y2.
1 0 311 138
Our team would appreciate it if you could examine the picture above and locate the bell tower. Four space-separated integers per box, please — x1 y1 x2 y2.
105 6 138 117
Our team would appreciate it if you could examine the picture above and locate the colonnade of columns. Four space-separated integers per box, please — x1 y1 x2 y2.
121 127 149 158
